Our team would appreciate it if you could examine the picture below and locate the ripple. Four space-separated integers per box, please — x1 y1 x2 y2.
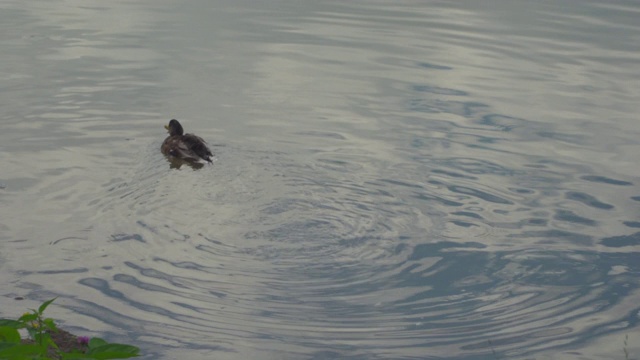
581 175 633 186
600 232 640 248
565 192 615 210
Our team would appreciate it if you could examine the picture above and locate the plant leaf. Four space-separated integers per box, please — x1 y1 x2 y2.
38 298 57 314
46 334 60 350
0 320 24 329
61 354 101 360
43 318 57 330
18 313 38 322
0 343 43 358
86 344 140 359
88 337 108 349
0 326 21 343
0 343 15 351
27 326 38 340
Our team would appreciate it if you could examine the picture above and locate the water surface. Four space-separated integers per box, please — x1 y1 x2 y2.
1 0 639 359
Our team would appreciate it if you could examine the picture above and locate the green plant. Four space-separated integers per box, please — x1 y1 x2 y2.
0 298 140 360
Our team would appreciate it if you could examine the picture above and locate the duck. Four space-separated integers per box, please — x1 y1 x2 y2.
161 119 213 163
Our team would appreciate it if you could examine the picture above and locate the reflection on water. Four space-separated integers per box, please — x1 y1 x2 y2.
1 0 639 359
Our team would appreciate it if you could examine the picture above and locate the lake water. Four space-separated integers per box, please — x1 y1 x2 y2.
1 0 639 359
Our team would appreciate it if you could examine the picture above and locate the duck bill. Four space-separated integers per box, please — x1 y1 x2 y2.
164 124 170 131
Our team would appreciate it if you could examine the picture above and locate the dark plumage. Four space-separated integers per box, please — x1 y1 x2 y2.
161 119 213 163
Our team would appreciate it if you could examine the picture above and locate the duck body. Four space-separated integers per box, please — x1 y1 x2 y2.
161 119 213 163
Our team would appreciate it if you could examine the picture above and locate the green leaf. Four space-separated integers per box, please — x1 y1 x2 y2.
18 313 38 322
0 343 15 351
0 320 24 329
86 344 140 359
45 334 59 350
38 298 57 314
33 332 52 347
0 326 21 343
27 326 38 340
0 343 43 358
88 337 108 349
43 318 57 331
58 346 96 359
61 353 100 360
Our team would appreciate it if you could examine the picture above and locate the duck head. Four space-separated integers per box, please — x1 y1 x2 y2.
164 119 184 136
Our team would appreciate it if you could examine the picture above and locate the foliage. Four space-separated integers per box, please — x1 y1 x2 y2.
0 298 140 360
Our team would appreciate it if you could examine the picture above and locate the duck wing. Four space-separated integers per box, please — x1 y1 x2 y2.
182 134 213 163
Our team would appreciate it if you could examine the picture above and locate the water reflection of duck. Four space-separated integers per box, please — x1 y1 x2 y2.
161 119 213 164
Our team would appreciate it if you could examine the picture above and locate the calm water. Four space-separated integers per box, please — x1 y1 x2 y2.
1 0 639 359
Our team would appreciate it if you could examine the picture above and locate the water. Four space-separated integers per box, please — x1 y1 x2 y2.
1 0 639 359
